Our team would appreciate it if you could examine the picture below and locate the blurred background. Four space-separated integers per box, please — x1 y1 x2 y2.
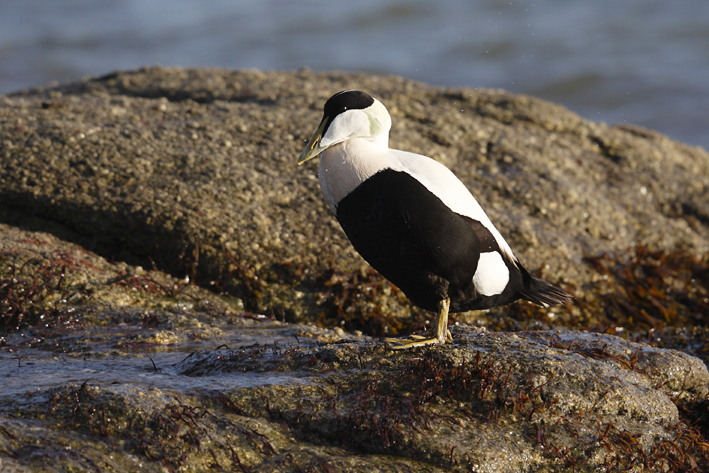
1 0 707 149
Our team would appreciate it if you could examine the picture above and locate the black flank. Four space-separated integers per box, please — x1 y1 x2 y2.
335 169 573 312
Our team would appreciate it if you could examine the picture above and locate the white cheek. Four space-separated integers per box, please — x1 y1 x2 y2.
473 252 510 296
320 109 370 147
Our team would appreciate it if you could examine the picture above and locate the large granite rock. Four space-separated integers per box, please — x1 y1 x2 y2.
1 69 709 471
1 67 708 332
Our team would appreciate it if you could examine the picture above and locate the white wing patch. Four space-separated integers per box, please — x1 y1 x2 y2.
473 252 510 296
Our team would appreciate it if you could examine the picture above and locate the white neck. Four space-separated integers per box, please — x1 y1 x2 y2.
318 134 391 213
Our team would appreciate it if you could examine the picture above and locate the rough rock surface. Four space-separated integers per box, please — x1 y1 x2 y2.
1 67 708 329
1 224 708 472
1 69 709 471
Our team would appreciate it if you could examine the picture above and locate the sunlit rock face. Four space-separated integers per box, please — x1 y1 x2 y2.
1 68 709 471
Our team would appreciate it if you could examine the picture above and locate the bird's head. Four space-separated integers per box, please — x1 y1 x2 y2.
297 90 391 165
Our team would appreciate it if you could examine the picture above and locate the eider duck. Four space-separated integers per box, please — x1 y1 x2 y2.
298 90 572 349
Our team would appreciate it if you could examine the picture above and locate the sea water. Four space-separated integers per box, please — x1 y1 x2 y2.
1 0 707 149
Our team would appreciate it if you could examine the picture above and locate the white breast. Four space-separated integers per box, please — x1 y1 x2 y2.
318 137 392 214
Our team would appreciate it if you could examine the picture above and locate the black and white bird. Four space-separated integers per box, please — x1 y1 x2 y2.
298 90 572 349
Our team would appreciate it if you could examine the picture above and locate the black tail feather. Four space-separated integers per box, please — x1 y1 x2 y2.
518 265 574 307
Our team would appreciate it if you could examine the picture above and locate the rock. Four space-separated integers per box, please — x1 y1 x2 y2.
201 326 709 472
0 222 241 336
1 67 708 332
1 69 709 471
0 214 708 472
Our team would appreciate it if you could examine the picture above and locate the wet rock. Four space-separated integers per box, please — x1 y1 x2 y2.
176 327 709 472
1 223 708 471
3 273 709 473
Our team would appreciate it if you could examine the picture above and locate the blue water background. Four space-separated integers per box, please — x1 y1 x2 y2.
1 0 707 149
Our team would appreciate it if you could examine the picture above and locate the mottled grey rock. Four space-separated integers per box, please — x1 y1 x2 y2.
2 69 709 472
1 67 708 325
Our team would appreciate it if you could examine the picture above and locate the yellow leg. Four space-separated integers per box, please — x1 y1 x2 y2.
384 298 452 350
